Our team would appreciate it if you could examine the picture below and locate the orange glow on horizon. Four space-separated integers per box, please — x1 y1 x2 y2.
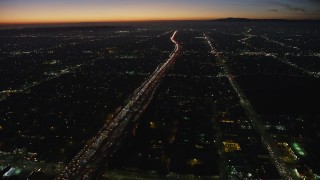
0 17 220 25
0 2 226 24
1 1 318 25
0 18 216 25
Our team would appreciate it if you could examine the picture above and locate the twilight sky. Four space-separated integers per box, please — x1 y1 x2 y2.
0 0 320 23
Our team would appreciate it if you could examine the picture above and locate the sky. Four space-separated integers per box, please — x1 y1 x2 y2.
0 0 320 24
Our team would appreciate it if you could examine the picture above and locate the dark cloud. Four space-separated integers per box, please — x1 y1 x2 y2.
308 0 320 4
289 7 306 12
268 9 279 12
291 0 320 4
269 1 306 12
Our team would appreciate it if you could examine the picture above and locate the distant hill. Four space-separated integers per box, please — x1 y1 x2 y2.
211 18 320 22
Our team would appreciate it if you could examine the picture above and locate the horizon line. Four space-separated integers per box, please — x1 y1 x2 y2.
1 17 320 25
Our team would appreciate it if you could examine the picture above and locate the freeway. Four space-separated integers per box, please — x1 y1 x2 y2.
203 33 295 180
55 31 181 180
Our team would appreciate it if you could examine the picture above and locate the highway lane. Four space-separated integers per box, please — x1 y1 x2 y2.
56 31 181 180
203 33 295 180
